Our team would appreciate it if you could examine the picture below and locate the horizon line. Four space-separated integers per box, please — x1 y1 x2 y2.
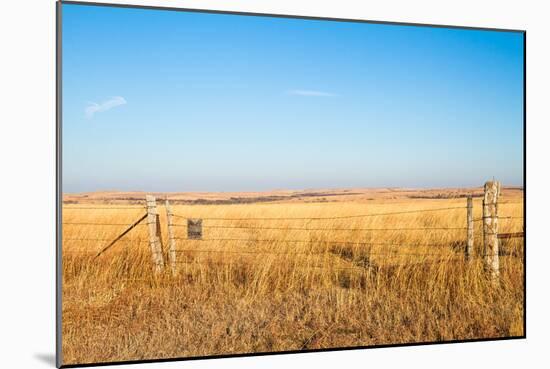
62 184 525 195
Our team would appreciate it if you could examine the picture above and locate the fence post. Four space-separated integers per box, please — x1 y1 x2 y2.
165 198 177 275
146 195 164 273
466 196 474 261
156 213 164 251
482 180 500 282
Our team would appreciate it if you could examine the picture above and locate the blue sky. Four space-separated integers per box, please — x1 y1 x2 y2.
62 4 524 193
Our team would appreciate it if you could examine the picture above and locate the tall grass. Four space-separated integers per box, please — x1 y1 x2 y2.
61 196 524 365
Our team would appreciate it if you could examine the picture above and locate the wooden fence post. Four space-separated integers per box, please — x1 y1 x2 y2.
165 198 177 275
156 213 164 251
466 196 474 261
146 195 164 273
483 181 500 282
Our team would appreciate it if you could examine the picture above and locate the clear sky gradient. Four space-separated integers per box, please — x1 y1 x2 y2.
62 3 524 193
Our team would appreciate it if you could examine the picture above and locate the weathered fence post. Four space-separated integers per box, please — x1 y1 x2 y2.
483 181 500 282
146 195 165 273
156 213 164 251
165 198 177 275
466 196 474 261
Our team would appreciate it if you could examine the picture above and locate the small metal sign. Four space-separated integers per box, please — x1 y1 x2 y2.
187 218 203 240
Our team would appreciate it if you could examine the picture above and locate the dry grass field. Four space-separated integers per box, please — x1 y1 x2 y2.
61 187 524 365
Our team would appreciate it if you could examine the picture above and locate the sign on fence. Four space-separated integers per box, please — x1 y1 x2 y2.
187 219 203 239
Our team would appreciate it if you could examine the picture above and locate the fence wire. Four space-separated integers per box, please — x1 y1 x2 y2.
173 257 466 271
174 249 466 257
62 222 148 226
63 206 147 210
473 216 524 222
64 237 146 242
173 237 455 248
60 198 524 270
172 224 467 231
171 206 466 222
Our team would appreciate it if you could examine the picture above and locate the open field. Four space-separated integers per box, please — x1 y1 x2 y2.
63 186 524 205
61 187 524 365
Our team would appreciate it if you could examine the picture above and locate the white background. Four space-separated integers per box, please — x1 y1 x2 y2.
0 0 548 368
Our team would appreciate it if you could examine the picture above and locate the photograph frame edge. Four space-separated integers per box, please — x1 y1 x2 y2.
55 1 527 367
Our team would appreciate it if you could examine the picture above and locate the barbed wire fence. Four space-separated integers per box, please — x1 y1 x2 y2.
61 204 150 257
61 180 524 281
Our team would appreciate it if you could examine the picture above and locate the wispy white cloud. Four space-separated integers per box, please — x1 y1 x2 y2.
287 89 337 97
85 96 127 119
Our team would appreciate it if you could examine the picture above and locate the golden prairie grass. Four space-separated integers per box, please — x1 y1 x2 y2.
61 194 524 365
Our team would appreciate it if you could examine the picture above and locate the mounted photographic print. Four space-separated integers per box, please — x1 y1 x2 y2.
57 1 525 367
